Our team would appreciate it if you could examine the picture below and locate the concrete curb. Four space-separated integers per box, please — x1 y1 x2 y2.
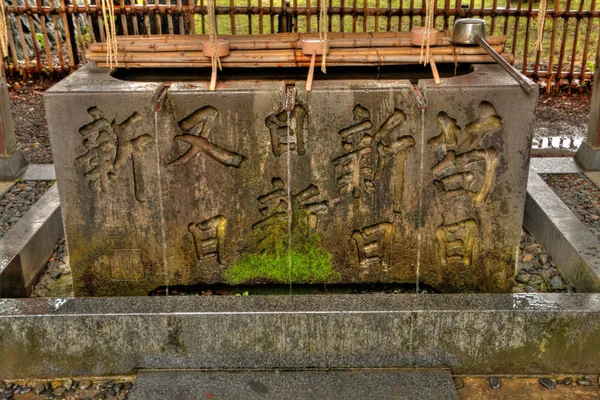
524 158 600 293
0 293 599 378
19 164 56 181
0 184 63 297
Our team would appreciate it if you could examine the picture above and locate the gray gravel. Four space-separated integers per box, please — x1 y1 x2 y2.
0 181 51 238
31 238 74 298
514 230 573 294
540 173 600 241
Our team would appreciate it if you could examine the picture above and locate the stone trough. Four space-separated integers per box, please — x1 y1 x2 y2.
45 63 537 296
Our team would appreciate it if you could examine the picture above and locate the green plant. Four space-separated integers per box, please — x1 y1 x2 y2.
35 32 44 51
225 210 340 285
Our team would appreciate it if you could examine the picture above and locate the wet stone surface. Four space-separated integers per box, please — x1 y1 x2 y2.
514 230 573 294
0 181 51 239
31 239 73 298
0 379 133 400
35 229 563 297
540 173 600 242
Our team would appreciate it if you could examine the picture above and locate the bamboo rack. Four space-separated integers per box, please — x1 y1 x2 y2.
87 32 511 68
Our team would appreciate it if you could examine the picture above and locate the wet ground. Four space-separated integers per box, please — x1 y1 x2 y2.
541 173 600 241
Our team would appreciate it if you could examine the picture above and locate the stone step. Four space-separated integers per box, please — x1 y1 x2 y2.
129 369 459 400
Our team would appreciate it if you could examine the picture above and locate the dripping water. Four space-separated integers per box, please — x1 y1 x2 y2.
411 85 427 294
151 85 170 295
287 110 292 295
285 86 296 295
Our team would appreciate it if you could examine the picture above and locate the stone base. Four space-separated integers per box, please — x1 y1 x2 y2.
0 150 27 180
575 141 600 171
1 294 600 378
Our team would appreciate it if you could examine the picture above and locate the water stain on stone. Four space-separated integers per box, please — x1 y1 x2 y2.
247 379 269 394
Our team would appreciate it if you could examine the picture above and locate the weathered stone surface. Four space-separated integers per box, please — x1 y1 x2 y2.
45 64 537 295
1 294 600 378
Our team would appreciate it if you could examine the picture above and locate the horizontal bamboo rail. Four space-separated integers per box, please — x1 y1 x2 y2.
94 54 513 68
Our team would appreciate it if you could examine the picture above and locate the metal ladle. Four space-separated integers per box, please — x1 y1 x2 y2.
451 18 536 93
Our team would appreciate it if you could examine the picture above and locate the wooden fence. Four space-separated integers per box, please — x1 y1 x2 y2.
2 0 599 89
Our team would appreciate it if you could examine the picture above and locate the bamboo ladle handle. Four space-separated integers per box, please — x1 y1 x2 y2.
306 49 316 91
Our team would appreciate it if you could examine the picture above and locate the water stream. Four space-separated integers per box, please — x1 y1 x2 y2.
411 85 428 294
285 87 295 295
286 109 293 295
153 103 169 296
416 108 425 294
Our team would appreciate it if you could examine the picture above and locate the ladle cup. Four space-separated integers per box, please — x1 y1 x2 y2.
302 40 322 92
451 18 536 93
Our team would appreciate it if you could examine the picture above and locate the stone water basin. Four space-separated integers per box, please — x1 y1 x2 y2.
44 63 537 296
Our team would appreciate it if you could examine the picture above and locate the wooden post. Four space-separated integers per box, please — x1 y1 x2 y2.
576 48 600 170
0 63 27 178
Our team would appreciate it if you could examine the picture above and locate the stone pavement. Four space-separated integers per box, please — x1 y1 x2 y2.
129 369 459 400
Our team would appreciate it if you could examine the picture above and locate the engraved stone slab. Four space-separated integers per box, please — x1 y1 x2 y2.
45 64 537 295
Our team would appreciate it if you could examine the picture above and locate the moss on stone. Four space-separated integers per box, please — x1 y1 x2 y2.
225 210 340 285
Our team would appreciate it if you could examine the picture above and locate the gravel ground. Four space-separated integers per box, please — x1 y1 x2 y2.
514 229 573 293
458 375 600 399
0 181 52 239
31 239 72 298
541 173 600 242
33 229 567 298
0 379 133 400
8 80 54 164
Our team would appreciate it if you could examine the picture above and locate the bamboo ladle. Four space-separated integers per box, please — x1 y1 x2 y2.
202 39 230 91
410 27 440 85
302 40 323 91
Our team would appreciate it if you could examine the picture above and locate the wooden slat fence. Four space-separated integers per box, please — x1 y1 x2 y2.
2 0 599 90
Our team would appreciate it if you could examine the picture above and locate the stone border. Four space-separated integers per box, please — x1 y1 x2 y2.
18 164 56 181
0 184 63 297
524 158 600 292
0 293 599 378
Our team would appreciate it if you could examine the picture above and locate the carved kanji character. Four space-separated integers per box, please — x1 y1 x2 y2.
265 104 308 156
170 106 246 168
189 215 226 265
352 222 392 272
435 219 478 267
77 107 152 202
428 102 502 208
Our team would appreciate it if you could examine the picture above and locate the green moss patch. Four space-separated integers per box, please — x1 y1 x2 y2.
225 211 340 285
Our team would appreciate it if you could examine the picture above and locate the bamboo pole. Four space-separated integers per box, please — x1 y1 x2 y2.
580 0 596 78
5 14 20 73
88 45 509 63
569 0 584 77
546 0 560 93
35 0 54 71
89 36 507 53
59 0 77 68
94 53 513 67
15 15 31 70
556 0 572 81
49 0 65 70
24 0 43 71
